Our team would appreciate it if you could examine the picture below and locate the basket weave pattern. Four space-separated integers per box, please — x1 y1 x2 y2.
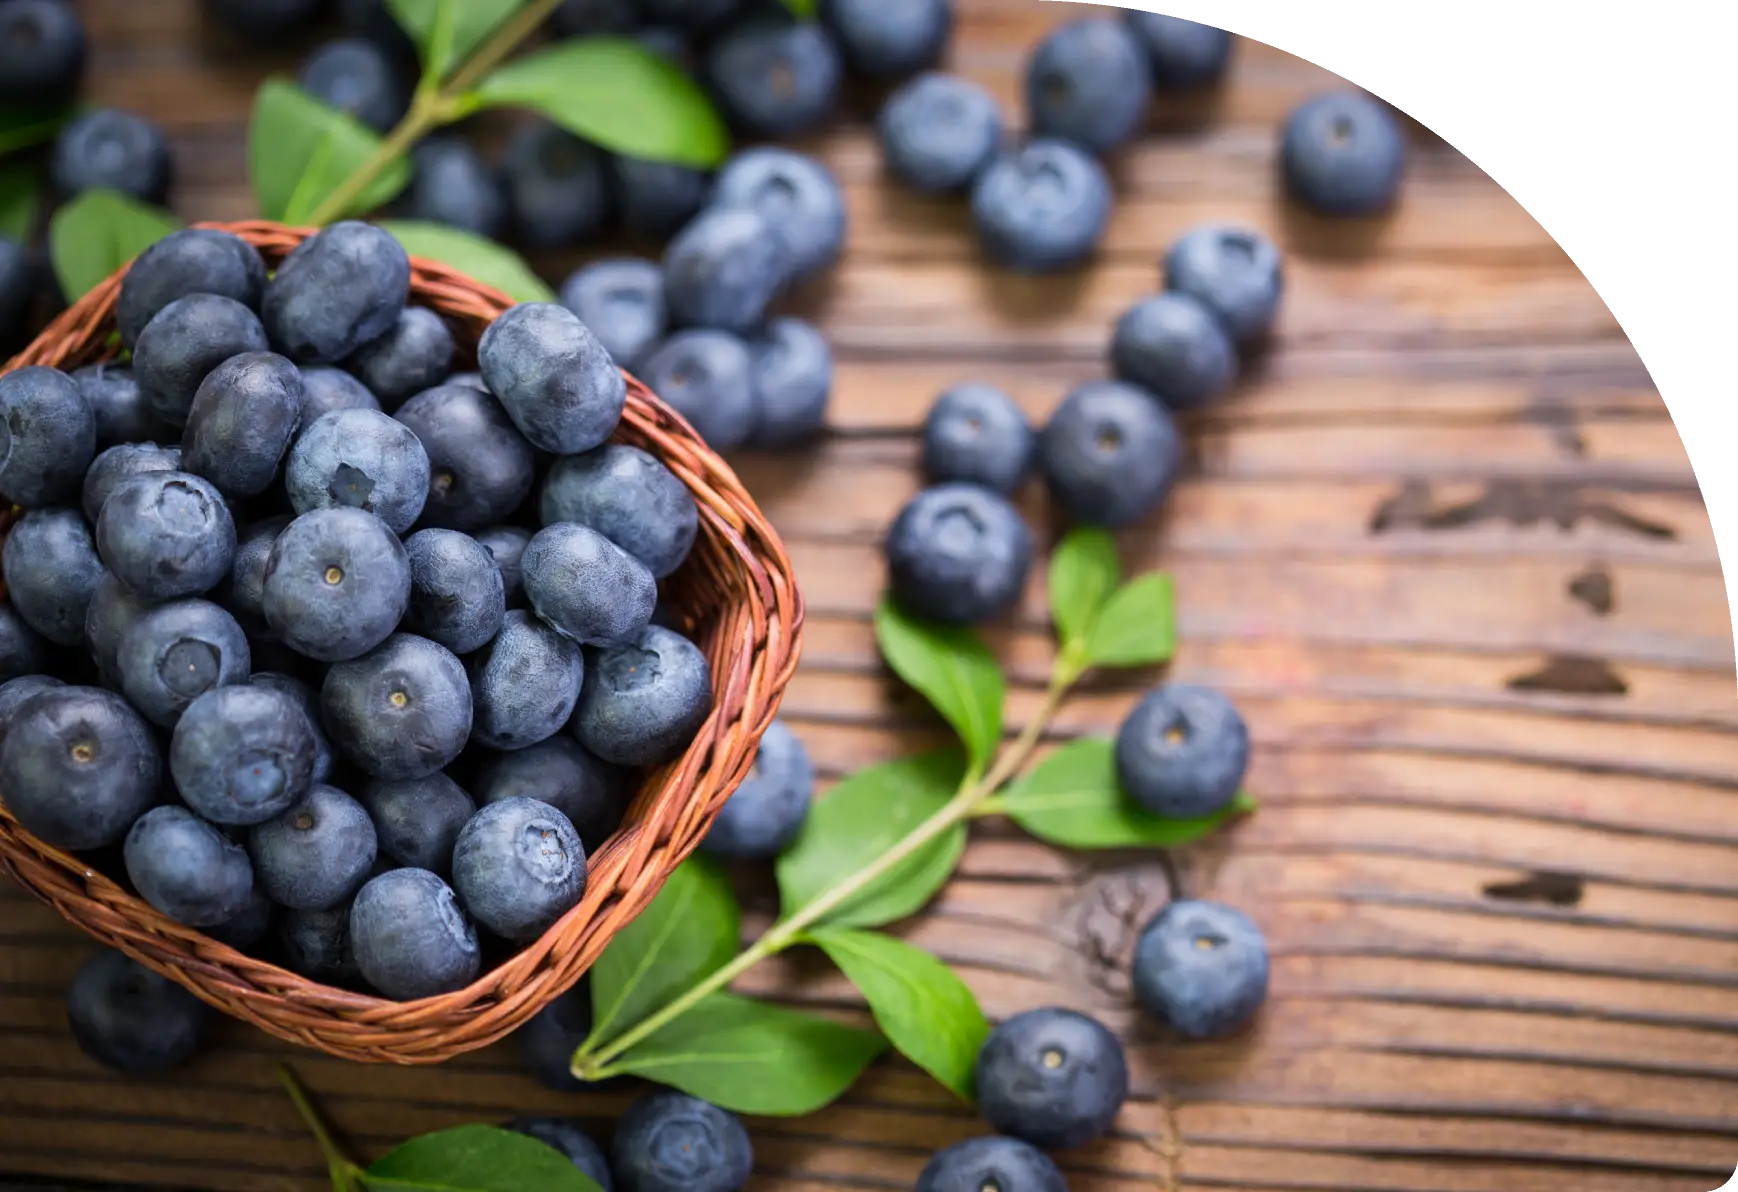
0 221 803 1064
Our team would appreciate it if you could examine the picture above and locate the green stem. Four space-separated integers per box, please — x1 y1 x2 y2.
278 1063 364 1192
573 660 1080 1078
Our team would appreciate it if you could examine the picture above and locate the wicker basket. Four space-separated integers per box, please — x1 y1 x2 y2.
0 220 803 1064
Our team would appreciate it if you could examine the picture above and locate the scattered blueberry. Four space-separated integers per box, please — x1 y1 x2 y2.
344 306 455 410
115 228 266 351
479 301 625 455
408 136 507 240
249 783 378 911
884 482 1032 624
1132 899 1268 1039
349 867 481 1000
515 982 595 1091
522 522 657 648
218 514 290 640
116 599 251 728
1115 684 1248 818
299 38 408 133
819 0 951 79
1109 292 1236 411
748 317 832 448
0 0 86 107
395 382 535 532
169 681 318 826
508 1118 613 1191
360 771 475 875
1281 91 1406 216
663 206 790 338
1026 18 1151 155
286 408 431 535
0 685 160 850
249 670 335 784
921 383 1033 494
207 0 325 40
639 329 758 451
261 507 410 661
712 148 845 283
574 623 710 767
915 1137 1066 1192
66 949 207 1074
503 121 612 250
613 156 712 241
475 735 625 854
403 528 506 655
972 140 1111 273
1162 224 1284 345
701 718 811 860
558 258 666 370
73 365 172 449
1122 12 1232 90
4 507 106 646
280 904 361 983
1039 380 1182 528
0 601 46 682
204 880 273 949
81 442 182 526
299 366 382 422
475 524 533 609
262 221 411 364
612 1091 752 1192
540 444 698 580
96 470 237 602
125 804 256 926
878 72 1003 194
132 293 271 427
707 16 842 140
181 351 305 499
322 633 472 779
469 610 584 750
452 795 586 942
975 1006 1128 1149
51 109 172 203
0 365 96 506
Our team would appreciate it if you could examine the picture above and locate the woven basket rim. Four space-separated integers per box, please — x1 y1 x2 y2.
0 219 804 1063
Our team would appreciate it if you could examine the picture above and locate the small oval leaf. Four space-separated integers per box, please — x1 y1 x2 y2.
365 1124 604 1192
1048 527 1120 651
48 189 182 302
249 78 411 223
385 0 524 79
874 599 1005 771
377 220 554 303
1086 573 1177 668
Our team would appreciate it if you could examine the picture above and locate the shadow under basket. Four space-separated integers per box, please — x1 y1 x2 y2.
0 220 803 1064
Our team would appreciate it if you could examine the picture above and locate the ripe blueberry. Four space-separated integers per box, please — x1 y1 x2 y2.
280 904 361 984
205 879 273 950
1132 899 1268 1039
299 366 381 422
452 795 586 942
344 306 455 410
117 599 251 728
349 867 481 1000
639 0 737 31
1281 91 1406 216
218 514 291 641
360 771 475 875
0 364 96 507
298 37 408 132
748 317 832 449
640 329 758 451
115 227 266 351
522 522 657 648
0 236 36 354
469 610 584 750
515 982 595 1091
921 383 1034 494
885 483 1032 624
878 72 1003 194
1109 292 1236 411
181 351 305 499
322 633 473 780
51 109 172 203
262 507 410 661
73 364 171 448
125 804 256 926
82 442 181 525
1115 684 1248 818
661 206 789 335
613 156 711 240
975 1007 1128 1149
262 221 411 364
4 506 106 646
707 17 842 139
250 783 378 910
96 470 237 602
475 525 533 608
285 407 431 534
818 0 951 80
508 1118 613 1190
67 949 207 1074
403 528 507 655
503 121 611 250
558 258 666 370
1039 381 1181 528
612 1091 752 1192
1123 12 1232 90
169 683 318 826
479 302 625 455
1162 224 1284 345
0 601 46 682
408 136 507 240
972 140 1111 273
1025 17 1151 155
475 735 625 854
0 0 85 106
916 1137 1065 1192
133 293 271 427
701 718 812 860
713 148 845 283
0 685 160 850
84 572 150 687
574 623 710 767
395 382 535 531
540 444 697 580
0 675 64 751
550 0 637 36
250 670 336 784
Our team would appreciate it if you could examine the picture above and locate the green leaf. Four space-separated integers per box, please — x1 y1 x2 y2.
1002 738 1254 849
808 928 987 1101
364 1124 604 1192
473 39 729 168
588 856 740 1049
386 0 524 81
0 103 71 156
1048 527 1120 652
874 599 1005 772
1085 573 1177 668
606 992 885 1116
376 220 554 303
48 189 182 302
248 79 411 223
0 161 39 241
779 0 816 14
776 750 967 929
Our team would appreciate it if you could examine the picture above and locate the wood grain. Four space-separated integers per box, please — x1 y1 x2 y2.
3 1 1733 1190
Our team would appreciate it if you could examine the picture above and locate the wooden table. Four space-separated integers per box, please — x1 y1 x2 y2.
4 2 1735 1190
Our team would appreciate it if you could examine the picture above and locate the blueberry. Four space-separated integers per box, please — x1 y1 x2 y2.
0 0 85 106
1039 380 1181 528
395 383 535 531
124 804 256 926
51 109 171 203
507 1118 613 1191
1115 684 1248 818
1109 292 1235 411
661 209 788 339
452 795 586 942
1025 17 1151 156
612 1091 752 1192
975 1007 1128 1149
207 0 324 40
921 383 1033 494
169 682 318 826
448 371 490 392
117 599 251 728
884 483 1032 625
504 121 612 250
205 880 273 949
285 408 431 534
133 293 271 427
639 330 758 451
81 443 181 527
639 0 739 30
0 236 35 351
66 949 206 1074
1132 899 1268 1039
475 736 625 853
298 38 408 132
915 1137 1065 1192
3 507 105 646
403 529 506 655
613 156 711 241
634 25 689 62
322 633 472 779
262 221 412 365
82 572 149 687
1162 224 1284 345
249 783 377 911
475 525 533 608
261 507 410 661
818 0 950 79
701 718 811 860
575 624 710 767
707 17 841 139
712 148 845 283
0 365 95 507
408 136 508 240
878 72 1003 194
0 600 46 682
299 366 382 422
349 867 480 999
515 982 595 1090
972 140 1111 273
0 685 160 850
479 302 625 455
249 671 335 784
469 610 584 750
115 228 267 351
345 307 455 410
521 522 657 649
539 445 697 580
1122 12 1231 90
558 259 666 370
551 0 638 36
336 0 417 62
96 470 237 602
747 317 831 449
280 904 361 983
180 351 304 500
0 675 64 747
218 515 291 640
360 771 475 875
73 366 172 450
1282 91 1406 216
